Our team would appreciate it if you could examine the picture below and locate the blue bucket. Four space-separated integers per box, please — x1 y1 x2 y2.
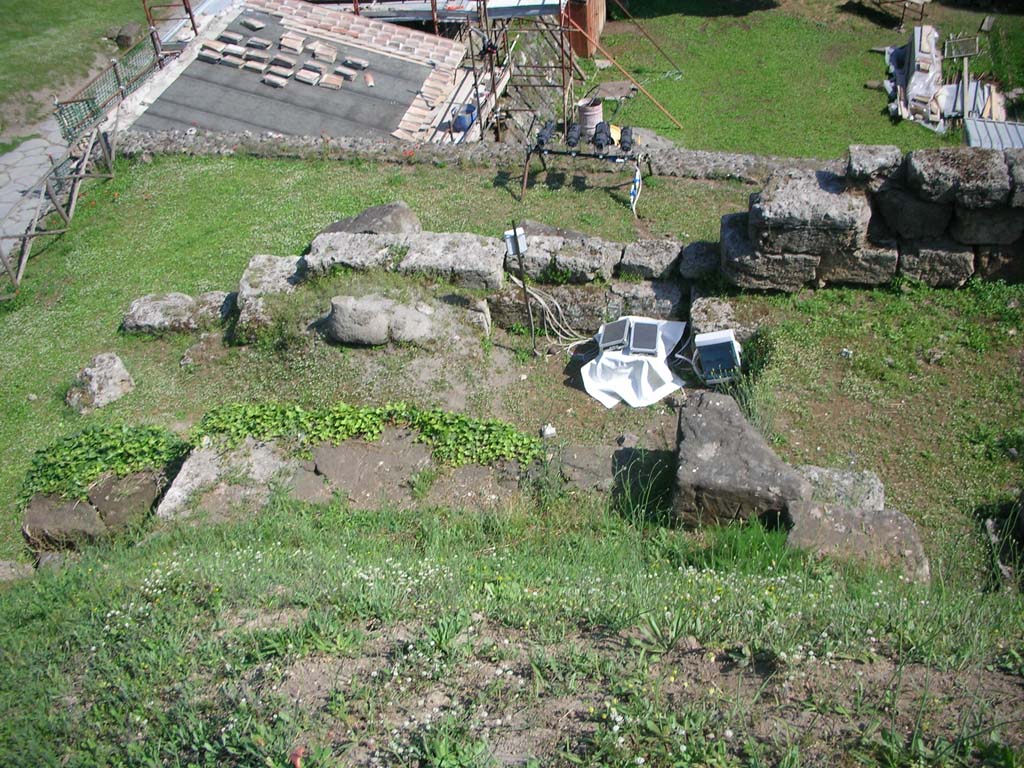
452 103 477 132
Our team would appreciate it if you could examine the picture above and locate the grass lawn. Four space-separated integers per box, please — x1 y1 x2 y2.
0 156 1021 765
0 0 146 129
594 0 1024 157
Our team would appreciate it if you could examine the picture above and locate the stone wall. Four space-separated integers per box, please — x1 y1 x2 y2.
116 128 832 184
721 145 1024 291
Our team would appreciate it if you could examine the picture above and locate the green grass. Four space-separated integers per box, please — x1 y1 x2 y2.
0 494 1020 765
0 0 144 127
0 134 38 155
729 279 1024 577
594 0 1024 157
0 155 750 560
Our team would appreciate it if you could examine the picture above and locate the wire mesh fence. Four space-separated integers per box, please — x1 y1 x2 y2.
54 37 160 144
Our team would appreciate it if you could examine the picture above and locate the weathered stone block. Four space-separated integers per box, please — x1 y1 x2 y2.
123 292 198 333
796 465 884 513
747 170 871 256
618 240 682 280
906 147 1010 208
23 496 105 550
976 238 1024 283
1006 149 1024 208
721 213 818 292
324 295 393 346
517 236 622 284
398 233 504 289
817 245 898 285
688 285 761 342
66 353 134 414
236 254 302 333
847 144 903 184
874 187 953 240
87 472 162 531
949 205 1024 245
787 502 930 583
677 241 720 280
673 392 811 527
898 239 975 287
305 232 404 275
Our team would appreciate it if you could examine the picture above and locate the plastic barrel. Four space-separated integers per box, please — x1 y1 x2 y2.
578 97 603 141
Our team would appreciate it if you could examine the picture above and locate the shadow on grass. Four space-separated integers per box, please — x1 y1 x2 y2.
609 0 778 20
837 0 903 29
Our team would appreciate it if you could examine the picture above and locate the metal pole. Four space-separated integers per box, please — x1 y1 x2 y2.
513 220 537 355
962 55 970 119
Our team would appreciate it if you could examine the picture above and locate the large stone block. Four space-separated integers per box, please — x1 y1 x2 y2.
906 147 1010 208
817 245 898 285
688 285 762 342
720 212 818 292
898 239 975 287
976 238 1024 283
747 170 871 256
673 392 811 527
797 465 884 513
123 293 198 333
618 239 682 280
305 232 405 276
874 187 953 240
949 206 1024 246
398 233 504 290
87 472 162 531
787 502 930 583
677 241 720 280
517 236 622 284
23 496 105 551
847 145 903 184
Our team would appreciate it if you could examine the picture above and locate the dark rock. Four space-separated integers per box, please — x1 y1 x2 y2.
672 392 811 527
906 147 1010 208
317 200 422 236
976 238 1024 283
720 213 818 292
949 206 1024 245
874 187 953 240
66 353 134 414
786 502 930 583
519 220 588 240
23 496 105 550
898 238 975 287
115 21 145 50
618 240 682 280
677 241 720 280
87 472 162 531
747 170 871 256
847 145 903 184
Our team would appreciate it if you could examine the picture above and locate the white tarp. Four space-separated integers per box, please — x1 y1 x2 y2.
580 317 687 409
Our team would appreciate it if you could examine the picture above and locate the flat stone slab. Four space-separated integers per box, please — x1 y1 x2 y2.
23 496 105 551
517 236 622 284
123 292 198 333
236 254 302 334
818 245 898 285
847 144 903 184
618 240 682 280
797 465 884 513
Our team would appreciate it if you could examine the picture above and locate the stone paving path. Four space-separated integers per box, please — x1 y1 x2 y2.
0 118 68 246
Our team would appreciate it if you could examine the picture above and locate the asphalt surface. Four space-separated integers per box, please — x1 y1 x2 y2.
133 10 431 138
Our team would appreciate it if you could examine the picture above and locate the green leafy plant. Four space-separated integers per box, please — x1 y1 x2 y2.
537 257 573 286
20 424 189 504
411 717 493 768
